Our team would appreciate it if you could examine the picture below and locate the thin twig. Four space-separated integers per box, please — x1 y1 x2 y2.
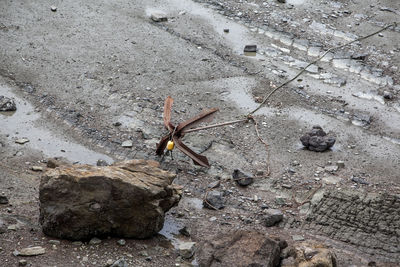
247 22 397 116
203 189 219 211
292 183 323 208
249 116 271 176
183 118 249 134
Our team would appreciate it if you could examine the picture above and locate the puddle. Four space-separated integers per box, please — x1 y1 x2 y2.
0 83 113 165
158 215 182 249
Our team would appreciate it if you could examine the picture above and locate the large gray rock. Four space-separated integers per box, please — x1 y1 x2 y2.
197 230 281 267
39 159 182 240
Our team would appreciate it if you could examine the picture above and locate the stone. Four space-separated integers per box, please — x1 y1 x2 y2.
351 53 368 61
244 45 257 53
96 159 109 166
324 165 338 173
117 239 126 246
197 230 281 267
178 241 196 259
336 161 345 168
46 157 70 168
179 226 191 237
39 159 182 240
203 190 224 210
15 138 29 145
48 240 60 245
50 6 57 12
110 259 128 267
121 140 133 148
0 218 6 234
292 235 305 241
89 237 102 245
264 209 284 227
207 181 220 189
383 91 393 100
294 242 337 267
0 195 9 204
322 176 342 185
31 166 44 172
232 169 254 186
0 96 17 111
8 224 18 231
351 176 369 185
19 260 28 266
300 126 335 152
15 246 46 256
151 12 168 22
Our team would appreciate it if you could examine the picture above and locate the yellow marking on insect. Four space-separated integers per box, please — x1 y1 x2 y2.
167 140 175 151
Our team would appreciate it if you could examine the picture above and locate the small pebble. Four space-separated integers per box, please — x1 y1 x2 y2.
117 239 126 246
89 237 102 245
50 6 57 12
0 195 9 204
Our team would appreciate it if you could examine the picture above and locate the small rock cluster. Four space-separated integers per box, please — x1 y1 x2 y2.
300 125 336 152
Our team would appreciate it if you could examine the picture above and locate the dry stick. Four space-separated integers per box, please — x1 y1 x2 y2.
247 22 397 116
183 118 249 134
292 183 323 208
250 117 271 176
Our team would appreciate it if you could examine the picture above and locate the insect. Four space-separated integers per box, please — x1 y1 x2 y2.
156 96 219 167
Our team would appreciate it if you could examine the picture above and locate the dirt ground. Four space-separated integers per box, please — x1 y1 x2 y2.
1 0 399 266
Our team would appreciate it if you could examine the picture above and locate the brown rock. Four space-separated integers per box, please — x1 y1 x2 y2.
295 242 337 267
39 159 182 240
197 230 281 267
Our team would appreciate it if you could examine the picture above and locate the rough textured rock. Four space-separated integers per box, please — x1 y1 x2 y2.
197 230 281 267
300 125 335 152
14 246 46 256
294 242 337 267
264 209 283 227
0 95 17 111
232 169 254 186
178 241 196 259
39 159 182 240
295 190 400 262
203 190 224 210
